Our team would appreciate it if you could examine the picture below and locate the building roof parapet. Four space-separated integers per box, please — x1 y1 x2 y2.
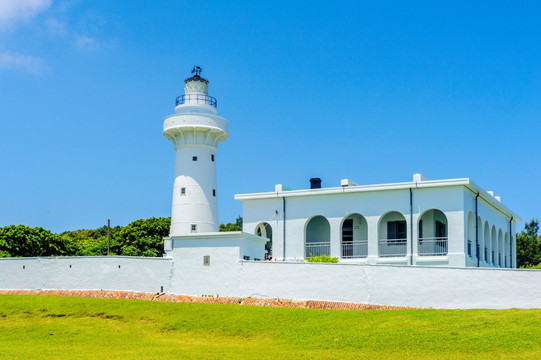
166 231 268 243
234 178 521 222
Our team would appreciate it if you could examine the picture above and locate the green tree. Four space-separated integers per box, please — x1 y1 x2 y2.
516 219 541 268
61 226 122 256
0 235 10 257
0 225 72 257
112 217 170 257
0 218 174 258
219 216 243 232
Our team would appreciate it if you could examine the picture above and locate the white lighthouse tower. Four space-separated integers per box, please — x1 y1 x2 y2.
163 67 228 236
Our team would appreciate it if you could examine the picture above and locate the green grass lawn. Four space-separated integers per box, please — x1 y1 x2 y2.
0 295 540 359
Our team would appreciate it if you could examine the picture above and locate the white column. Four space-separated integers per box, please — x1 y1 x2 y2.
366 216 379 265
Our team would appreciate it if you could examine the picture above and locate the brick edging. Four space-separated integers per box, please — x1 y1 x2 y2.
0 289 416 310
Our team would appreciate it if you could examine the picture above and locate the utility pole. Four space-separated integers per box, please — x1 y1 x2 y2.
107 219 110 255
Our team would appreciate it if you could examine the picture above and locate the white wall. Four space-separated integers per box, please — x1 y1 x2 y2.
165 232 267 296
243 198 283 258
237 262 541 309
168 239 241 296
0 256 171 293
164 237 540 309
1 254 540 309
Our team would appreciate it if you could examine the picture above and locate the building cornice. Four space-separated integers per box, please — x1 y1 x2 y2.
234 178 521 222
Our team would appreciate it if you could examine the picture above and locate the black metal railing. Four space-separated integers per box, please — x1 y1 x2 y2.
176 94 217 108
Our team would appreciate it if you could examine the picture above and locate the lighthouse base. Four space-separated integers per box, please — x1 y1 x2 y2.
164 232 267 296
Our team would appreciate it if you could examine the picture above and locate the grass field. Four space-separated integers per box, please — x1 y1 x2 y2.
0 295 540 359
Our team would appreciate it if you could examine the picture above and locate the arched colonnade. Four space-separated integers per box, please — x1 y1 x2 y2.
254 209 469 261
466 211 512 268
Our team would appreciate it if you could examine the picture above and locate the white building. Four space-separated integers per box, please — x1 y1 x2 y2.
237 174 520 268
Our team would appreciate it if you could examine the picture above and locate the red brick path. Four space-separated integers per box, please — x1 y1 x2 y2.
0 289 415 310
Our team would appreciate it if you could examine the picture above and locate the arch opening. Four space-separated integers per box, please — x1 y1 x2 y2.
498 229 503 267
378 211 407 257
484 222 490 263
467 212 474 258
341 213 368 259
477 216 483 261
418 209 448 256
305 216 330 258
255 222 273 260
504 233 510 268
491 225 497 266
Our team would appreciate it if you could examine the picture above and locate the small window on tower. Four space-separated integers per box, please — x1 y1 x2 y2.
180 187 186 196
213 189 216 197
211 154 215 162
191 224 197 232
192 156 198 161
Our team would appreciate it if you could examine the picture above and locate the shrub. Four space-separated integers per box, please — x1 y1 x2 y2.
521 263 541 269
306 254 339 263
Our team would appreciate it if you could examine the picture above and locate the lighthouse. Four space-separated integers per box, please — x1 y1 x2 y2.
163 67 228 236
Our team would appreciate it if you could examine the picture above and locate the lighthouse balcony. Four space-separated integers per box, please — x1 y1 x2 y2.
176 94 217 108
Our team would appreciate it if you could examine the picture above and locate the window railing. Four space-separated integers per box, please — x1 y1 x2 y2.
418 237 448 256
378 238 407 257
467 240 472 257
342 240 368 259
175 94 217 108
305 242 331 258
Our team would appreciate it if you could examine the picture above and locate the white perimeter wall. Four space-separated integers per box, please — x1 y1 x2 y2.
236 262 541 309
1 255 540 309
0 256 171 294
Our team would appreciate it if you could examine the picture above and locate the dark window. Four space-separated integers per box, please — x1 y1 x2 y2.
342 219 353 244
213 189 216 197
191 224 197 232
180 187 186 195
435 220 446 238
387 221 406 240
211 154 215 162
203 255 210 266
342 218 354 257
419 219 423 238
192 156 197 161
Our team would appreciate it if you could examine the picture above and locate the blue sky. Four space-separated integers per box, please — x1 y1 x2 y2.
1 1 540 232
